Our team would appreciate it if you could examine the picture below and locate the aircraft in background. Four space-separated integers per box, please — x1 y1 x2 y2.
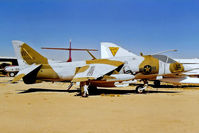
11 40 199 97
173 58 199 79
41 40 98 62
175 58 199 64
0 56 19 77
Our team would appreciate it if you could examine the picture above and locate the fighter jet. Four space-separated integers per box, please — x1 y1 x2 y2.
12 40 199 97
101 42 199 91
12 40 135 97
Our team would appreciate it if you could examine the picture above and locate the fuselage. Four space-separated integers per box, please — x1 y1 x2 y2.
36 55 192 82
37 60 86 81
107 55 189 77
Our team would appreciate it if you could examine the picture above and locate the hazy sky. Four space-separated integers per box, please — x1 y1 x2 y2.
0 0 199 61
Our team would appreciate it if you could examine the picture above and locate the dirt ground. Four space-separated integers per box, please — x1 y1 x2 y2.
1 77 199 133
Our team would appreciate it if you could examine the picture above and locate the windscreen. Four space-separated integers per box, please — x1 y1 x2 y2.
152 55 176 63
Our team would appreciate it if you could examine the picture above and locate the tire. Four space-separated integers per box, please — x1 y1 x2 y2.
136 85 145 94
9 72 15 77
88 85 97 90
2 71 7 75
154 80 160 87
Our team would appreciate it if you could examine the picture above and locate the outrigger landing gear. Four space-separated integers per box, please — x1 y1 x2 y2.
135 80 148 94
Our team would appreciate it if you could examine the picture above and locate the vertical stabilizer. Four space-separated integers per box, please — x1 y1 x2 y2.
101 42 138 58
12 40 48 69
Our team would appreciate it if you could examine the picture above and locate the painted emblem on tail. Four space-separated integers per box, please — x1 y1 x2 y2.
109 47 119 56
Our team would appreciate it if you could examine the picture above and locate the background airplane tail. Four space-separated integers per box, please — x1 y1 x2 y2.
12 40 48 69
101 42 138 58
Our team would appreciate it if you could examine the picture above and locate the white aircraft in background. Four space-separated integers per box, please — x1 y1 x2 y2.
12 40 199 97
175 58 199 64
175 58 199 78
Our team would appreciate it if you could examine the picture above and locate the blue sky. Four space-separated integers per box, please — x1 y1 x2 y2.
0 0 199 61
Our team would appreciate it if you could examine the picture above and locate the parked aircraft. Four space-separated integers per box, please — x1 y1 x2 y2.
12 40 136 97
175 58 199 77
101 42 199 89
0 56 19 76
12 40 199 97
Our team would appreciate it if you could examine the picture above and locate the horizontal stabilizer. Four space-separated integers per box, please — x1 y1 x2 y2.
12 64 41 83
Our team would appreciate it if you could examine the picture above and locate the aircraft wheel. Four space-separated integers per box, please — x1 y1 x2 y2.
2 71 7 75
136 85 145 94
92 86 97 90
154 80 160 87
89 85 97 90
9 72 15 77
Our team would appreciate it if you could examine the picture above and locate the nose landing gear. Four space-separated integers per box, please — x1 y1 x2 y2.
135 80 148 94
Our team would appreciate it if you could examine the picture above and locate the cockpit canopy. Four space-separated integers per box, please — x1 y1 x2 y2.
152 55 176 63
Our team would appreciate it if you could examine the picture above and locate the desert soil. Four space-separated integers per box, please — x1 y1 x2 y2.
0 77 199 133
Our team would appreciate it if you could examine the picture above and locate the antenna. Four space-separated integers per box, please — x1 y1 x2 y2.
152 49 177 55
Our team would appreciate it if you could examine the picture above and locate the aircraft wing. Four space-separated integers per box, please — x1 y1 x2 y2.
135 68 199 84
72 60 124 82
134 72 199 85
181 69 199 76
160 76 199 84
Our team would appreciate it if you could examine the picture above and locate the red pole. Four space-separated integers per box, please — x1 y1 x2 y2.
67 40 72 62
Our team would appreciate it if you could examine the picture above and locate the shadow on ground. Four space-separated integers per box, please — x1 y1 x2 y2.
18 87 180 96
148 84 199 88
18 88 77 94
130 83 199 88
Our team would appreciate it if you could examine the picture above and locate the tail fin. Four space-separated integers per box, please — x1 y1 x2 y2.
101 42 138 58
12 40 48 69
